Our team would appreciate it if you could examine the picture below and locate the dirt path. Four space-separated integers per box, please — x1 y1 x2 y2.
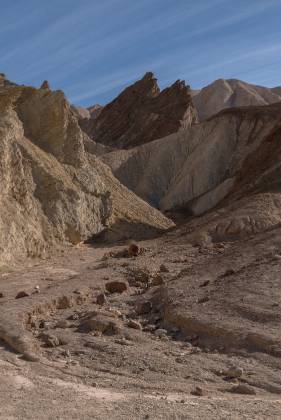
1 227 281 419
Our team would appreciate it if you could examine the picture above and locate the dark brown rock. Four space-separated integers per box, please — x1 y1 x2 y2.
191 386 204 396
81 72 198 149
15 291 30 299
96 293 107 305
105 280 128 294
128 243 140 257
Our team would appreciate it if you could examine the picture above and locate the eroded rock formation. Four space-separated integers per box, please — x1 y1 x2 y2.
80 72 198 149
0 81 173 264
103 102 281 240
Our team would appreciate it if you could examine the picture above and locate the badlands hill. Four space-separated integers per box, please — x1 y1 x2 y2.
0 75 173 264
192 78 281 120
103 101 281 242
78 72 198 149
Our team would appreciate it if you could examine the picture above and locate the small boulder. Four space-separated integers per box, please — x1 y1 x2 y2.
127 319 142 330
105 280 128 294
0 292 4 298
151 274 164 286
191 386 204 396
81 315 120 335
228 384 256 395
96 293 107 305
224 366 243 378
154 328 168 338
15 291 30 299
40 333 60 347
135 300 152 315
128 242 140 257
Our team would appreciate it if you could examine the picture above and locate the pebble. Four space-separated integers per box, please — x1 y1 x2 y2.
127 319 142 330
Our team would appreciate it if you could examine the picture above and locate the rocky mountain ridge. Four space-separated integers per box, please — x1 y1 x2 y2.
192 78 281 120
79 72 198 149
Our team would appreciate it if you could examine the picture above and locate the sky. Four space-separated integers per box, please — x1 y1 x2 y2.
1 0 281 106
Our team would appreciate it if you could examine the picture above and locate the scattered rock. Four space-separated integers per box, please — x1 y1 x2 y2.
127 267 150 285
228 384 256 395
80 315 121 335
224 366 244 378
40 333 60 347
105 280 128 294
154 329 168 338
151 274 164 286
127 319 142 330
96 293 107 305
15 291 30 299
191 386 204 396
135 300 152 315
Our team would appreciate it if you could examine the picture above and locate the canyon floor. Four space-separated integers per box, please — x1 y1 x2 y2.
1 224 281 419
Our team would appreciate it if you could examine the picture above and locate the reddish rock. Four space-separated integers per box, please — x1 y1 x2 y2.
105 280 128 294
128 243 140 257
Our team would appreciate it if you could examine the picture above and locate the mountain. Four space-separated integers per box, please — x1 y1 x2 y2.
0 78 173 264
192 79 281 120
79 72 198 149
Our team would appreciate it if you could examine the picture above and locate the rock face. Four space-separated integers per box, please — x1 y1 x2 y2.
0 82 173 264
103 102 281 239
192 79 281 120
80 72 198 149
0 73 17 90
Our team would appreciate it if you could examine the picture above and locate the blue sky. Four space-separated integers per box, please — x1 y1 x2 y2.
1 0 281 106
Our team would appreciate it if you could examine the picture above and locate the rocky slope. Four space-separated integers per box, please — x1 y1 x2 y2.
103 101 281 240
80 72 198 149
0 81 173 265
192 79 281 120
